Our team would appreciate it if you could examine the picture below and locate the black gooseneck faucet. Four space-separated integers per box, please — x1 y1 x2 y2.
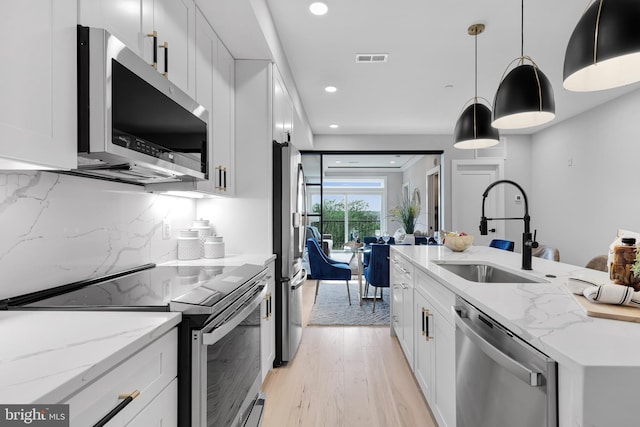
480 179 538 270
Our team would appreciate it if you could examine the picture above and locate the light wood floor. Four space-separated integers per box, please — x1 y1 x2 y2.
262 279 437 427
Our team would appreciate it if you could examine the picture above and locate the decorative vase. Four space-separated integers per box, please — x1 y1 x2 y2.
403 234 415 245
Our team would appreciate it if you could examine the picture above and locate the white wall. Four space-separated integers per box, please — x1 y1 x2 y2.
502 135 533 253
531 88 640 266
0 172 194 299
402 155 439 235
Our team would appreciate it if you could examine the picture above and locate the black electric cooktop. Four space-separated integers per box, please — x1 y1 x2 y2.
1 264 243 311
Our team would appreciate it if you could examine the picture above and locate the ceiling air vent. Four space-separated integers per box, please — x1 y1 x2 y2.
356 53 388 63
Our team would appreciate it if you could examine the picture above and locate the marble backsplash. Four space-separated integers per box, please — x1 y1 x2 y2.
0 171 195 299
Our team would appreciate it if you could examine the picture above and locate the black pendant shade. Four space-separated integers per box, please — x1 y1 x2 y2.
454 103 500 149
492 63 556 129
564 0 640 92
453 23 499 150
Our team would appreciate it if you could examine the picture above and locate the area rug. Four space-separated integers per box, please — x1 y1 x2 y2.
307 280 390 326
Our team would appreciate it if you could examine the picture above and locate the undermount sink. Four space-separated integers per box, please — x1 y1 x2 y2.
434 262 547 284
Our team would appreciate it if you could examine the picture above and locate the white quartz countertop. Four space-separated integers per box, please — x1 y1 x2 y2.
159 253 275 268
392 245 640 368
0 311 181 404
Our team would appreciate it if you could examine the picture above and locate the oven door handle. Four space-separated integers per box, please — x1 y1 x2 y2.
453 306 542 387
202 286 267 346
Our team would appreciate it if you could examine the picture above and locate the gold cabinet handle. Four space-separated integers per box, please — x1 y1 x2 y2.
263 292 273 319
424 309 433 341
94 390 140 427
159 41 168 77
147 31 158 69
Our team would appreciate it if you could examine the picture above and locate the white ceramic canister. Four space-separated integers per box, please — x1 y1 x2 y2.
190 219 213 257
178 230 201 260
204 235 225 259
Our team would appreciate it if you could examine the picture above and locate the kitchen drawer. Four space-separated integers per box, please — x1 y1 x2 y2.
125 377 177 427
64 328 177 426
415 269 455 320
391 252 414 276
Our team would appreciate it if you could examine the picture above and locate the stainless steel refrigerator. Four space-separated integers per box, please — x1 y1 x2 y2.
273 140 307 365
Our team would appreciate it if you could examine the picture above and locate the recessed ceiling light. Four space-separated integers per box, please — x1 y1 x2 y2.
309 2 328 15
390 161 396 164
325 86 337 93
335 160 341 164
329 124 339 129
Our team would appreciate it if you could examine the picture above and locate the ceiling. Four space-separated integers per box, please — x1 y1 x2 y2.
206 0 640 137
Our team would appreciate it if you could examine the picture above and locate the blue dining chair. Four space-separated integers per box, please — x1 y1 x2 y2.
363 244 390 312
362 236 378 268
415 236 431 245
306 238 352 305
363 236 379 245
489 239 515 252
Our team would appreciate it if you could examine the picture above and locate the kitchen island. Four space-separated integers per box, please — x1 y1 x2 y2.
392 244 640 427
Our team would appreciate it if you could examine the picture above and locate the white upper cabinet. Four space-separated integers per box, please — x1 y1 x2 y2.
211 39 235 195
145 6 235 196
151 0 196 98
0 0 77 170
190 7 217 194
79 0 143 55
80 0 196 98
272 66 293 145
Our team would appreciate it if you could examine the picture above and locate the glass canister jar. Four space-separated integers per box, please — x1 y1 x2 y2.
178 230 201 260
610 237 640 290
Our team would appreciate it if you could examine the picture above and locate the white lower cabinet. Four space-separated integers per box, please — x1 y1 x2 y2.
390 252 414 370
433 309 455 427
63 328 178 426
414 269 456 427
125 378 177 427
414 291 435 402
261 261 276 382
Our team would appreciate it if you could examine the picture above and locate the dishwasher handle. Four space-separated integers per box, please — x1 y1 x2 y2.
453 306 542 387
291 269 307 291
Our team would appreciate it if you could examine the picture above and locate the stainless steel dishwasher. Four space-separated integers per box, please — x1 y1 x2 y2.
453 296 557 427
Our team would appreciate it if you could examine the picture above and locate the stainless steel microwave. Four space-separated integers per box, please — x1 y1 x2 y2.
75 26 208 184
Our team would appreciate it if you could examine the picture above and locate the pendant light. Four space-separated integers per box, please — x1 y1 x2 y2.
564 0 640 92
454 24 500 149
492 0 555 129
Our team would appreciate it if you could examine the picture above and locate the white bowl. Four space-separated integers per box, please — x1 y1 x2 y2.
443 235 474 252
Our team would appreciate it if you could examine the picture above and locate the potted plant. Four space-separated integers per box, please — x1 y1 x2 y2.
389 191 421 244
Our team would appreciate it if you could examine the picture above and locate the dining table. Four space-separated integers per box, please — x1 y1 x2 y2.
343 242 384 305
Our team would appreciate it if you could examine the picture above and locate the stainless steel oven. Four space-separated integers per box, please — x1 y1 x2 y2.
190 283 265 427
453 296 557 427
